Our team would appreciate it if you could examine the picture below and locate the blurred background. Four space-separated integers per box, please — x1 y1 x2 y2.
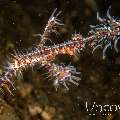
0 0 120 120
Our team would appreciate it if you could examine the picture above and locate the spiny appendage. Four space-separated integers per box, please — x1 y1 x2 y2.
88 6 120 59
0 50 49 95
34 8 64 47
47 63 81 91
